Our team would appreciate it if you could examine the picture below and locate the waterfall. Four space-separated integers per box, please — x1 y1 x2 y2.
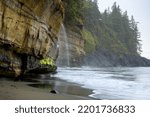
57 24 70 67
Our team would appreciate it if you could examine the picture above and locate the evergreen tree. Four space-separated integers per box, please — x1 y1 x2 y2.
63 0 84 25
64 1 142 55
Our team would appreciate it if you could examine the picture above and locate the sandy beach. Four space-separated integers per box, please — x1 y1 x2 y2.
0 76 92 100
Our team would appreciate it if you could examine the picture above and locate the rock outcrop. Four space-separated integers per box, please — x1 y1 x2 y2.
0 0 64 77
57 25 85 67
83 49 150 67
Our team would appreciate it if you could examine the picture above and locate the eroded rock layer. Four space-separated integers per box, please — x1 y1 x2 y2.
0 0 64 77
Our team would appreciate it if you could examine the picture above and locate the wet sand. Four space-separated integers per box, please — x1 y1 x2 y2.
0 76 93 100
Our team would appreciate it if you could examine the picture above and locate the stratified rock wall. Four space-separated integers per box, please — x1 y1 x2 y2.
57 26 85 66
0 0 64 58
0 0 64 77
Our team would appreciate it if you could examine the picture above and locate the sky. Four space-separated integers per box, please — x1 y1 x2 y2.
97 0 150 59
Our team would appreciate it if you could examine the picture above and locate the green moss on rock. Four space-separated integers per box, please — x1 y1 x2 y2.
82 29 98 53
28 57 57 74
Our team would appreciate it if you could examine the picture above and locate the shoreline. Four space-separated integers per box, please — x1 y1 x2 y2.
0 76 93 100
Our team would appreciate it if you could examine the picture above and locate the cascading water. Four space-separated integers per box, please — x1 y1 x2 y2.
57 24 70 67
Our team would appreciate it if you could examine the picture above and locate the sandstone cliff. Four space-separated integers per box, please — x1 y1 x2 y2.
0 0 64 77
57 25 85 67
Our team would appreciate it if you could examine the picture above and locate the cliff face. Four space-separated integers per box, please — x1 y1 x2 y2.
0 0 64 77
66 28 85 66
57 26 85 67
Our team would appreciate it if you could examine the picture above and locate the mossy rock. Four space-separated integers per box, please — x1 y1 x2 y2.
28 58 57 74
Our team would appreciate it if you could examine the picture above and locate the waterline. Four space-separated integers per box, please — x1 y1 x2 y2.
54 67 150 100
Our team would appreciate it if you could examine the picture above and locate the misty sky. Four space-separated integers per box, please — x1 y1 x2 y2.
98 0 150 59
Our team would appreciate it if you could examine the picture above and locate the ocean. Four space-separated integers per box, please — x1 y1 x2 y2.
53 67 150 100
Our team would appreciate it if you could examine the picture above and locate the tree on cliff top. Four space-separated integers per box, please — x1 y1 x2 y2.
81 1 142 55
64 0 141 55
63 0 84 25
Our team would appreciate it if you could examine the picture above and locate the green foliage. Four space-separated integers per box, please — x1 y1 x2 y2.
82 29 98 53
81 1 142 55
63 0 84 25
40 58 55 66
64 0 142 55
39 57 57 73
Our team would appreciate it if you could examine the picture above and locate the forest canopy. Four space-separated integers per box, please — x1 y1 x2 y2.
64 0 142 55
